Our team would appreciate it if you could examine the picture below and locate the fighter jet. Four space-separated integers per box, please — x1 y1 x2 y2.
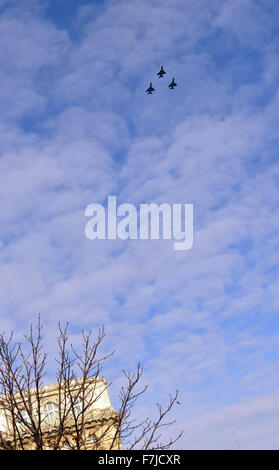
157 66 166 78
168 78 177 89
146 82 155 94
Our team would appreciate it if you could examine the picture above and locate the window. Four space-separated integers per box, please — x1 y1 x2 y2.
44 402 58 423
73 397 83 417
62 444 71 450
17 410 31 429
19 410 31 422
88 433 97 445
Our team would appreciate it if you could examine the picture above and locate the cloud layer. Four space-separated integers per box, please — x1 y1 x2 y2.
0 0 279 449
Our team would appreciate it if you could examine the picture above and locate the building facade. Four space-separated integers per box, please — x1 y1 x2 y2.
0 377 121 450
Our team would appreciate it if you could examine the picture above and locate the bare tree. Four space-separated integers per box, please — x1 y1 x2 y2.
0 317 182 450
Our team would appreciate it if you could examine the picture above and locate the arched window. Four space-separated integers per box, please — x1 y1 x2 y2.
44 402 58 423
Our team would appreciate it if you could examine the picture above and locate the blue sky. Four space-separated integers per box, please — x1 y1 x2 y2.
0 0 279 449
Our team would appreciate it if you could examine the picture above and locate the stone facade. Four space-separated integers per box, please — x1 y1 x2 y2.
0 377 121 450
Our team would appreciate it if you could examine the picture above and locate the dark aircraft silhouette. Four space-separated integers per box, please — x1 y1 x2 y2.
157 66 166 78
168 78 177 89
146 82 155 94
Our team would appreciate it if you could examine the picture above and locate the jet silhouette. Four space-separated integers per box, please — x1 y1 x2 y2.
157 66 166 78
168 78 177 89
146 82 155 94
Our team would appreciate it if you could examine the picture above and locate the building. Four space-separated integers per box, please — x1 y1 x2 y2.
0 377 121 450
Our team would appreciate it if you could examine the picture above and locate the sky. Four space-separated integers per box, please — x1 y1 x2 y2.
0 0 279 449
